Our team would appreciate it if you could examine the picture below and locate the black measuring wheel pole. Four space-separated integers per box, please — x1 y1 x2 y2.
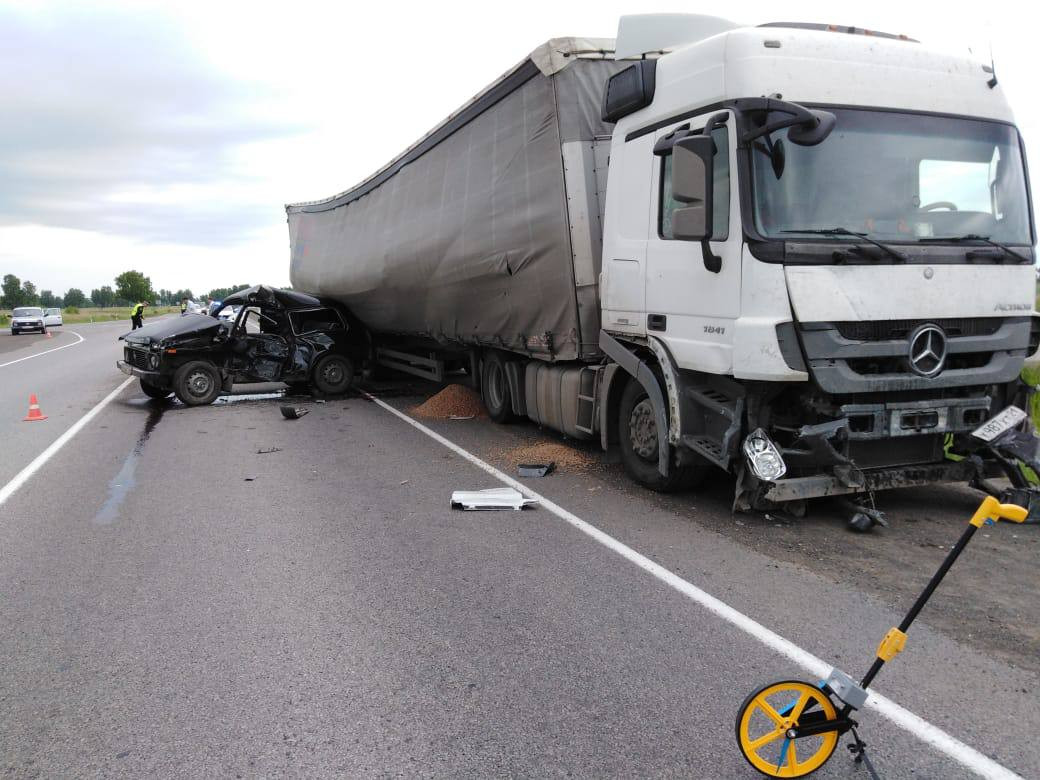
859 496 1026 690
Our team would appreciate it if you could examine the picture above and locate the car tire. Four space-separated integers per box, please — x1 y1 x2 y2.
481 351 515 423
618 377 706 493
172 360 221 406
311 354 355 395
140 378 173 400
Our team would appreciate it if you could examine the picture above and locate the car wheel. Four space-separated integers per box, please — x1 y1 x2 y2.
140 378 173 400
311 354 355 395
618 377 706 492
172 360 221 406
481 351 515 423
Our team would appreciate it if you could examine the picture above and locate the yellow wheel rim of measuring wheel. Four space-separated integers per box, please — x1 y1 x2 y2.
736 680 839 777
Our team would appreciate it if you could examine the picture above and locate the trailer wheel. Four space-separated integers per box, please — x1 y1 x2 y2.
619 378 705 492
172 360 221 406
481 352 515 423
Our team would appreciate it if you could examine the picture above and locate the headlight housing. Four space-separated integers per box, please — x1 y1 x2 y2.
148 353 160 369
742 428 787 482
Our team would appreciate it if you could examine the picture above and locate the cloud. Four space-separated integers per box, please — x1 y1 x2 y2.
0 6 301 245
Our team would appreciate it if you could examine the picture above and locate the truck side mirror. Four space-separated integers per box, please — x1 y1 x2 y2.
671 135 714 241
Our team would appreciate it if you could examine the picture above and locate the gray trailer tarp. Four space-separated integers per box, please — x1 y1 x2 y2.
287 41 626 362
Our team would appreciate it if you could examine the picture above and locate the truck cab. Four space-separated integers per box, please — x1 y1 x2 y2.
599 18 1037 516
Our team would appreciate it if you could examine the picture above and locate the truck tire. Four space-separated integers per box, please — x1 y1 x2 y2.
618 377 705 492
481 351 514 423
312 354 355 395
172 360 221 406
140 378 173 399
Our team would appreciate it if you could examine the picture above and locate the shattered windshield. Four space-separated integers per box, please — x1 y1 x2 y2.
752 109 1032 246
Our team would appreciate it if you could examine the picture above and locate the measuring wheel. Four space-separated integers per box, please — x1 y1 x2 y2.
735 680 839 777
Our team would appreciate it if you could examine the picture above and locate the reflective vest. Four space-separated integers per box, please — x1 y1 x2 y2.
132 303 144 316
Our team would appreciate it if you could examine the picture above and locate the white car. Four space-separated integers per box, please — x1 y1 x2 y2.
43 307 63 327
10 307 47 334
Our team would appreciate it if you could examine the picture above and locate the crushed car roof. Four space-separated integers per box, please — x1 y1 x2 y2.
222 285 321 308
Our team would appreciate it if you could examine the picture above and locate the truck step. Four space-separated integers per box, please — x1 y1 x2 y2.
685 384 738 421
681 435 728 468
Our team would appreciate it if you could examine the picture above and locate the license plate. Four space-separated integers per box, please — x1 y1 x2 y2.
972 406 1027 442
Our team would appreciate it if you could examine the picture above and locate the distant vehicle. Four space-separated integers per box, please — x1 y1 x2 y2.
117 285 368 405
217 304 239 323
10 307 47 335
43 308 63 327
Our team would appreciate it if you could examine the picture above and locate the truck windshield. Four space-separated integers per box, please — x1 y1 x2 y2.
751 109 1032 247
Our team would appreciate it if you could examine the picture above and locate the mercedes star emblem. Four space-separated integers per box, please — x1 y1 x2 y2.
908 324 947 378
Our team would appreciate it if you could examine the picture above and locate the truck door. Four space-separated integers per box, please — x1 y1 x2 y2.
645 112 741 374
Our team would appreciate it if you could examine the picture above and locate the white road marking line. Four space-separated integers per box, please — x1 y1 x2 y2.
0 377 135 508
367 393 1021 780
0 330 85 368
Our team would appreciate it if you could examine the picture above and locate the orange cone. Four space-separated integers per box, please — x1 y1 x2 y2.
23 394 47 422
45 331 53 339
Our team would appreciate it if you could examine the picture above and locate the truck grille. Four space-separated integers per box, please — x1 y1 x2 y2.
835 318 1002 342
125 347 151 370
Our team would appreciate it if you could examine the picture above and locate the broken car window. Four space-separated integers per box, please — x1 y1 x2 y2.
289 307 344 335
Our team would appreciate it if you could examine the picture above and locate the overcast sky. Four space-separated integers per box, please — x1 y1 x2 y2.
0 1 1035 298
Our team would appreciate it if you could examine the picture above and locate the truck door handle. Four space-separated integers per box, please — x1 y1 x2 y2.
647 314 667 331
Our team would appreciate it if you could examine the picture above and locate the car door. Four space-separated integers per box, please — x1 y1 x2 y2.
644 112 741 374
231 306 291 381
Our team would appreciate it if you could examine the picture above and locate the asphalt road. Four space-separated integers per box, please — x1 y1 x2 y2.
0 348 1036 777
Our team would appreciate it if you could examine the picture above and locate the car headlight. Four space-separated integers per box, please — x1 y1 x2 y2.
742 428 787 482
148 353 160 369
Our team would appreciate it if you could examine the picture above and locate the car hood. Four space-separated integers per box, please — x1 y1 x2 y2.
121 313 224 345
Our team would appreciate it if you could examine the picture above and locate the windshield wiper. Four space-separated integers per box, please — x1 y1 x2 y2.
916 234 1031 263
780 227 909 263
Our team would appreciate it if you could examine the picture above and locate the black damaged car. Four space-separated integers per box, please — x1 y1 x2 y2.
118 285 367 405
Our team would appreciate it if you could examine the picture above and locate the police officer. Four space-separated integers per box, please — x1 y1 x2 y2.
180 298 188 315
131 301 145 330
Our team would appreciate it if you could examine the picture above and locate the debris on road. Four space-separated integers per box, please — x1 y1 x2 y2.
257 447 282 454
280 405 309 419
411 384 487 419
450 488 536 511
518 461 555 478
493 441 594 473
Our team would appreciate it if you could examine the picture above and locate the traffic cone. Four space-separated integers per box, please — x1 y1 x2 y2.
45 331 53 339
23 394 47 422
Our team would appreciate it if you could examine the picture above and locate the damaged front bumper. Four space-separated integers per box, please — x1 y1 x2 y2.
117 359 160 381
762 458 986 502
741 404 1040 522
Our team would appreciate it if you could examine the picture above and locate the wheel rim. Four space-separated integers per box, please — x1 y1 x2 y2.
186 369 213 398
736 681 838 778
485 362 506 411
322 359 345 386
628 398 658 461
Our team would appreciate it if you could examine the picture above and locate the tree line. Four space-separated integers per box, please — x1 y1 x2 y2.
2 271 250 310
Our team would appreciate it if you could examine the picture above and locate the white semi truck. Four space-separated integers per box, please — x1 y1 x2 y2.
287 15 1040 528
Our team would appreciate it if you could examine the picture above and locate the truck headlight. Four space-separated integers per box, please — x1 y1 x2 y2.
743 428 787 482
148 353 160 369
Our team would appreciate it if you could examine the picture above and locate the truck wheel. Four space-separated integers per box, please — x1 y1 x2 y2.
481 352 515 423
618 378 705 492
172 360 221 406
312 354 355 394
139 378 173 399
